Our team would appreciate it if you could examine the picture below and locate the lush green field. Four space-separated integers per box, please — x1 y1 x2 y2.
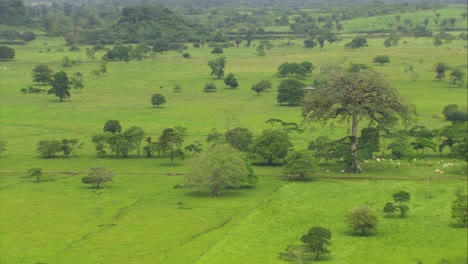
0 18 467 264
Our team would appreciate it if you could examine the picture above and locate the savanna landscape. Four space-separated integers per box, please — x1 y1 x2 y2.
0 0 467 263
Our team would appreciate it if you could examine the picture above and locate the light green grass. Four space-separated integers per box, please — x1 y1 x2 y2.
342 7 468 33
0 28 467 264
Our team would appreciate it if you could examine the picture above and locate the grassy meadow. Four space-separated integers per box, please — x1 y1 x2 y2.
1 16 468 264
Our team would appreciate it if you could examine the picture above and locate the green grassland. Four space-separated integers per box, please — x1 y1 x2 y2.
1 16 467 264
342 6 468 33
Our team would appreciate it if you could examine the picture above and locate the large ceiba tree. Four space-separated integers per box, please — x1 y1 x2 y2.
301 67 415 173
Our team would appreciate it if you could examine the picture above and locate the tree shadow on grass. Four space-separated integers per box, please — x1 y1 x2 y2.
184 188 250 198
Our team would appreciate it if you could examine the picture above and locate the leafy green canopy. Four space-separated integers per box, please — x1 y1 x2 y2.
185 144 256 196
113 5 207 43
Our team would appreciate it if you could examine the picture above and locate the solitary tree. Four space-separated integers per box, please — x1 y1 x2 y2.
251 80 272 95
302 67 414 173
373 55 390 65
434 62 449 80
81 167 114 189
185 144 256 196
208 56 226 79
32 64 54 85
151 93 166 107
103 120 121 134
0 46 15 60
346 204 378 236
27 168 43 182
393 191 411 217
224 73 239 89
300 226 332 261
48 71 71 102
277 79 306 106
204 83 218 92
211 47 223 55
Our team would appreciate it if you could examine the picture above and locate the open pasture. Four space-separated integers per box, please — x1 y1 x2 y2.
0 24 467 264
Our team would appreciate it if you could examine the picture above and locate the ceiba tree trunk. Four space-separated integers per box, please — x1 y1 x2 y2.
347 113 363 173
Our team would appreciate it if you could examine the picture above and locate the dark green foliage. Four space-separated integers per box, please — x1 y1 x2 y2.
412 24 432 38
0 45 14 60
251 129 292 165
81 167 113 189
409 125 436 154
60 139 83 157
346 204 378 236
304 38 317 48
173 84 182 93
204 83 218 92
348 63 369 72
68 45 80 52
185 144 255 197
37 138 81 158
182 53 191 59
449 68 465 87
393 191 411 217
383 202 397 216
208 56 226 78
0 0 32 26
308 136 335 163
383 33 400 47
345 37 368 49
124 126 146 157
224 73 238 89
37 140 61 158
373 55 390 65
159 127 186 164
225 127 253 152
277 79 306 106
283 151 315 180
103 120 121 134
211 47 223 54
104 45 131 61
358 127 380 159
21 31 35 42
206 128 224 146
94 126 145 158
277 62 313 77
251 80 272 95
443 104 468 122
451 189 468 227
434 62 449 80
185 141 202 154
114 5 206 45
48 71 71 102
388 130 413 159
71 72 84 90
302 67 415 172
27 168 42 182
151 93 166 107
32 64 53 85
301 226 332 260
